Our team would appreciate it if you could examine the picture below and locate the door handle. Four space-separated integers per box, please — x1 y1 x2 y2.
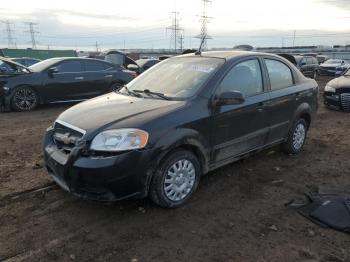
104 74 113 78
75 76 84 80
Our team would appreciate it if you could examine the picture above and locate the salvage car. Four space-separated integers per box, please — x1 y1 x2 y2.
43 51 318 208
324 68 350 111
0 57 134 111
319 59 350 76
277 54 319 79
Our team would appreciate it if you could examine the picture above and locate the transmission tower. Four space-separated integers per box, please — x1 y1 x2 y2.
1 20 16 48
24 22 39 49
166 11 184 52
195 0 213 50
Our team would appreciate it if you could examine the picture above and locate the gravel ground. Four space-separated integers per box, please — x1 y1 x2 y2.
0 76 349 262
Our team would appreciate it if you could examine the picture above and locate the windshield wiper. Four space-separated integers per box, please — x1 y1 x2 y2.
119 85 142 98
133 89 171 100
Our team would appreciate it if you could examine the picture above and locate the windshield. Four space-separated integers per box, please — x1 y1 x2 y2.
29 58 61 72
126 57 224 99
324 59 343 64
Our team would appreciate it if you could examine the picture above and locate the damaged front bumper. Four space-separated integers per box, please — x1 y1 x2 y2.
43 128 156 202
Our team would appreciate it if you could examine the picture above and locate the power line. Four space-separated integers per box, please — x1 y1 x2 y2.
24 22 39 49
195 0 213 50
166 11 184 52
1 20 16 48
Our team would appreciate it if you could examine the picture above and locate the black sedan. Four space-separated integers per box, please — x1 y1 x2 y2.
43 51 318 207
0 57 134 111
324 68 350 111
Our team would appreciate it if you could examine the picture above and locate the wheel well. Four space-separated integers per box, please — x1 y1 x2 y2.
300 113 311 129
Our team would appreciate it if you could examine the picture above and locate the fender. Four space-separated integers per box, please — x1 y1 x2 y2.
152 127 211 173
290 102 312 130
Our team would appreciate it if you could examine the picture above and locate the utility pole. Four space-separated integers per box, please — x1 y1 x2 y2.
293 30 296 47
95 41 99 52
195 0 213 50
166 11 184 52
179 33 184 51
24 22 39 49
1 20 16 48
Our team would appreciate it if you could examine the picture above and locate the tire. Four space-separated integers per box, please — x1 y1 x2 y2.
110 82 124 92
10 86 39 112
281 118 307 154
149 149 201 208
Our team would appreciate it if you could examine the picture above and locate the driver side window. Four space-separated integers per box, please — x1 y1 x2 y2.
218 59 263 97
56 60 83 73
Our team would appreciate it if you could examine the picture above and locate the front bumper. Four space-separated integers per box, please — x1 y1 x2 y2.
319 68 336 76
43 129 156 202
323 92 350 112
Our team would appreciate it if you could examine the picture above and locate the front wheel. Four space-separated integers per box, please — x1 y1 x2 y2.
149 150 201 208
281 119 307 154
11 86 39 111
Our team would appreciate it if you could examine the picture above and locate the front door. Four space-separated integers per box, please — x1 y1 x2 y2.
43 60 90 102
211 58 270 163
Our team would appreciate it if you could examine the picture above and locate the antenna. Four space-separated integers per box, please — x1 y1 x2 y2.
1 20 16 48
195 0 213 51
24 22 39 49
195 35 206 55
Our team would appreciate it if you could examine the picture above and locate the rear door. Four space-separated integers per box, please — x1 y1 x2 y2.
43 60 89 102
83 60 115 97
263 58 299 143
211 58 270 163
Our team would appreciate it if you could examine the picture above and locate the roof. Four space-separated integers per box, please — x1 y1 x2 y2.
182 50 278 60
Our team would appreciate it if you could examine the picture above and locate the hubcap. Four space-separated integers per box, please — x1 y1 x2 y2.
164 159 196 202
13 88 37 110
293 123 306 150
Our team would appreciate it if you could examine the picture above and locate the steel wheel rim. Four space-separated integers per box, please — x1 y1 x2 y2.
13 88 37 110
164 159 196 202
293 123 306 150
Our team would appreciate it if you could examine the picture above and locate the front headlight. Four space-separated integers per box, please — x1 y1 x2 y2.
324 85 336 93
90 128 149 152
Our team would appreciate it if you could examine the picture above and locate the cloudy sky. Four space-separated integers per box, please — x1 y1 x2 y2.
0 0 349 50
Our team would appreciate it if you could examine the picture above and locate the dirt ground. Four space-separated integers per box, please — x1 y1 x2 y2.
0 76 349 262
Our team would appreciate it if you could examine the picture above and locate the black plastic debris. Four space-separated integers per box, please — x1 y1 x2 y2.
287 192 350 233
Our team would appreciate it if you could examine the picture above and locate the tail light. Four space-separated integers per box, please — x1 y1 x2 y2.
123 70 137 78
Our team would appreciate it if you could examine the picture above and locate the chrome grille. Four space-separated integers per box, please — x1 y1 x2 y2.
340 93 350 112
53 121 85 153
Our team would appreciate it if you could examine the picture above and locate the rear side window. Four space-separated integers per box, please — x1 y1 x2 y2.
56 60 83 73
265 59 293 90
218 59 263 97
85 60 111 71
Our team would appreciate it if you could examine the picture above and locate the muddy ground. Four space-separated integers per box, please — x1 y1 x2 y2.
0 76 349 262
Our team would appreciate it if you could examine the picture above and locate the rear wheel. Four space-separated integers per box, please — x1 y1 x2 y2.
149 150 201 208
281 119 307 154
11 86 39 111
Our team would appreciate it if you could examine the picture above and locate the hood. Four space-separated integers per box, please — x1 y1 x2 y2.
57 93 184 134
277 54 297 66
327 76 350 89
0 57 32 76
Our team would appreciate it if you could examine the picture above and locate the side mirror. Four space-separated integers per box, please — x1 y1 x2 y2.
48 67 59 76
216 91 245 106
